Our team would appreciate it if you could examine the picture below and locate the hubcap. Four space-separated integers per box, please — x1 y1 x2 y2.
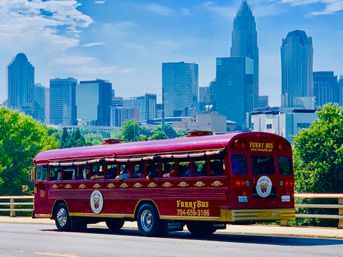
140 209 153 231
56 208 68 227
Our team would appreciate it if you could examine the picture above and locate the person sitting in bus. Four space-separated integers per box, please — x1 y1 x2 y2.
146 162 158 179
132 162 144 178
116 164 129 180
105 167 116 179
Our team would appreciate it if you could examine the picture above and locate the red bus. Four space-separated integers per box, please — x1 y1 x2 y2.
33 132 294 236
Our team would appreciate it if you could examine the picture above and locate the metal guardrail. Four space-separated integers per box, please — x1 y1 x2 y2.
294 193 343 228
1 194 343 228
0 196 33 217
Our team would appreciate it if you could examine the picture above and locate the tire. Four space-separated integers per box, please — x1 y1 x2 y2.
106 219 124 231
136 204 166 236
54 203 71 231
187 222 217 237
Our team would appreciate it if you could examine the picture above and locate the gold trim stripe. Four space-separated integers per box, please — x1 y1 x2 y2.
69 212 133 218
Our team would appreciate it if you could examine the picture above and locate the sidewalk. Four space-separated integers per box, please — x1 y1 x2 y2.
1 216 343 239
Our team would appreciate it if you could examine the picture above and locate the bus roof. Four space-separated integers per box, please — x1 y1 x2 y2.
34 132 289 164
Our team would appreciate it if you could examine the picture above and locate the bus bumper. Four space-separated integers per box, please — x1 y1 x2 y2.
220 208 295 222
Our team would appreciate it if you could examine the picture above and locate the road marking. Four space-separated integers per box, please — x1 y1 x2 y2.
34 252 81 257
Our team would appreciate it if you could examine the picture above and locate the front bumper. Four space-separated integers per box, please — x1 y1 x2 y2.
220 208 295 222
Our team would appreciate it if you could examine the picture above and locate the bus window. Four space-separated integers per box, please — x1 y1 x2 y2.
36 166 48 180
210 159 224 176
231 155 248 175
178 161 191 177
194 160 207 177
117 163 129 179
162 161 175 178
105 164 117 179
146 161 159 179
50 167 62 181
278 156 292 175
63 166 75 180
132 162 144 178
251 156 275 175
78 165 89 179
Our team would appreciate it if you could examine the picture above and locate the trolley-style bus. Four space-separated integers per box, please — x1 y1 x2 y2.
33 132 295 236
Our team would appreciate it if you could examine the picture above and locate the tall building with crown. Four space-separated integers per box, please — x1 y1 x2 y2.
230 1 259 109
7 53 35 116
281 30 314 107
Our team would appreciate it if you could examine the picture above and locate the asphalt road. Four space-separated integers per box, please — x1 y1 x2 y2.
1 223 343 257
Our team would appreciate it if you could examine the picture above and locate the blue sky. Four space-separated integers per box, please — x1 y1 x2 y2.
0 0 342 106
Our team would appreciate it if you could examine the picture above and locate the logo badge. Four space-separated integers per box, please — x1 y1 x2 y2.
90 190 103 214
256 176 272 198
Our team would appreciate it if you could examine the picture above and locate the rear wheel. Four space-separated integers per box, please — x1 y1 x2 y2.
54 203 71 231
106 219 124 231
137 204 166 236
187 222 217 237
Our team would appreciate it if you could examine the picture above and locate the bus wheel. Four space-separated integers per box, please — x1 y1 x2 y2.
187 222 217 237
106 219 124 231
55 203 71 231
137 204 164 236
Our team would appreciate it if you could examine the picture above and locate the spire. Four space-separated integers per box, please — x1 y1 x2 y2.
236 1 252 17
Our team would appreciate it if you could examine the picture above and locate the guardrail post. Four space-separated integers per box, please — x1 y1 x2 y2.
9 198 15 217
338 197 343 229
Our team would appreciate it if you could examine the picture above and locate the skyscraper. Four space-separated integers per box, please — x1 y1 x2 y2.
339 76 343 106
230 1 259 109
213 57 254 129
281 30 314 107
76 79 112 126
123 93 157 122
313 71 339 107
162 62 198 117
50 78 77 125
33 83 46 123
7 53 35 115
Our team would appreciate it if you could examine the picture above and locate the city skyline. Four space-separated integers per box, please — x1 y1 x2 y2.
0 0 342 106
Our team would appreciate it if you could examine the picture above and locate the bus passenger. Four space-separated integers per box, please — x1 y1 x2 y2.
146 162 158 179
105 167 116 179
116 164 129 180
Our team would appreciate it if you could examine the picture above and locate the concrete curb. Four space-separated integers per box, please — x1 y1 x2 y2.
1 217 343 240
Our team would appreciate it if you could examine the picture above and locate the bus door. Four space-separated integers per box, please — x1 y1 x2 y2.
34 165 49 214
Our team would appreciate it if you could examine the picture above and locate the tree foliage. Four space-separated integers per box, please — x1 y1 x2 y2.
120 120 149 142
59 128 87 148
149 124 177 140
293 104 343 227
293 104 343 193
0 107 59 195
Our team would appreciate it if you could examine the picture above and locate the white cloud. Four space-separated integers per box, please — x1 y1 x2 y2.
82 42 106 48
144 3 174 16
94 0 106 4
281 0 343 15
0 0 93 50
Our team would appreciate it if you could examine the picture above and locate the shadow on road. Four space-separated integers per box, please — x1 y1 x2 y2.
42 227 343 247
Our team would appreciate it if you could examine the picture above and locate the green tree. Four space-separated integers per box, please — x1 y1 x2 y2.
121 120 147 142
293 104 343 226
0 107 59 195
293 104 343 193
149 124 177 140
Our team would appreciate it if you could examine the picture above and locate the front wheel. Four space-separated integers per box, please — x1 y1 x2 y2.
137 204 166 236
187 222 217 237
54 203 71 231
